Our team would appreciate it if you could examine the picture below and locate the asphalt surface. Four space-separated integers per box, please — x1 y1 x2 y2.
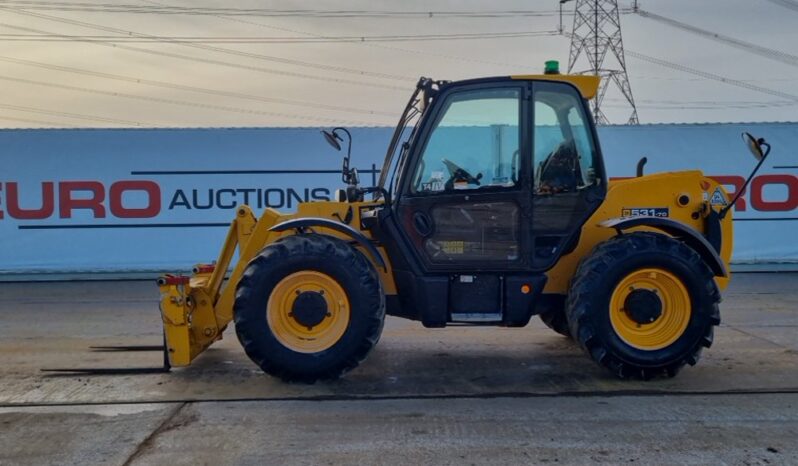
0 273 796 465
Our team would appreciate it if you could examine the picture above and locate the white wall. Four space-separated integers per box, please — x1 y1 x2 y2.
0 123 795 276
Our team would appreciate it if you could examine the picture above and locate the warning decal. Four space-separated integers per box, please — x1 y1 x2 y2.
710 188 728 206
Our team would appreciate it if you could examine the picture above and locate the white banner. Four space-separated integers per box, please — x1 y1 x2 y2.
0 123 795 275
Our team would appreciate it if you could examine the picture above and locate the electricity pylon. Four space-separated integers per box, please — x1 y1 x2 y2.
565 0 639 125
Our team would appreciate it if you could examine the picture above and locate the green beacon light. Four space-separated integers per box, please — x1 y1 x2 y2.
544 60 560 75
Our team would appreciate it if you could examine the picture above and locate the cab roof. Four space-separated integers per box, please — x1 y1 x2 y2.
438 74 601 100
511 74 600 100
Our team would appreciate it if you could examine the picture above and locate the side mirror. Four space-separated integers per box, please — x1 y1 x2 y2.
322 130 342 151
742 132 766 161
720 132 772 219
321 127 356 186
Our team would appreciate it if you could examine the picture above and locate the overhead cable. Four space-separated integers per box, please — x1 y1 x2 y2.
0 75 396 126
0 22 408 91
0 102 154 125
625 50 798 101
0 30 563 43
0 55 397 117
636 9 798 68
0 7 414 84
0 2 574 17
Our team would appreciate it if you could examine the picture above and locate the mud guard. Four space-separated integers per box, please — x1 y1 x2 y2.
599 217 728 278
269 217 387 270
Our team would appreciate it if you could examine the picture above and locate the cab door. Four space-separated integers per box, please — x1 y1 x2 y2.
530 81 607 268
395 84 530 273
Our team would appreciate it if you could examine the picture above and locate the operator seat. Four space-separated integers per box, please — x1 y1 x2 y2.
536 139 582 194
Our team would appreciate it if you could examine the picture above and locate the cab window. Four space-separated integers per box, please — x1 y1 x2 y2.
411 88 521 193
533 86 598 194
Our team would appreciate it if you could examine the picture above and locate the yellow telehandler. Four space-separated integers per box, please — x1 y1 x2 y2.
140 63 769 382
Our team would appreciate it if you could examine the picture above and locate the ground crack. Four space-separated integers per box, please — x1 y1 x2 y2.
121 401 187 466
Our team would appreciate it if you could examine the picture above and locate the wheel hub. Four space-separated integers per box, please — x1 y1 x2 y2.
623 288 663 324
290 291 329 329
609 268 693 351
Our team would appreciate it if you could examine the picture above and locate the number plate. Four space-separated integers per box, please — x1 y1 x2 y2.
621 207 670 218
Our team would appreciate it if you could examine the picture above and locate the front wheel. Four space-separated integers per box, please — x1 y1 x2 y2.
567 232 721 379
234 234 385 383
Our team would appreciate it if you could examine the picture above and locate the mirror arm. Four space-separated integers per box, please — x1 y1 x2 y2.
719 142 771 219
332 127 354 185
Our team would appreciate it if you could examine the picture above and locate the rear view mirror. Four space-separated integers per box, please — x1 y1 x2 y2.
742 132 765 161
322 130 342 151
721 132 772 219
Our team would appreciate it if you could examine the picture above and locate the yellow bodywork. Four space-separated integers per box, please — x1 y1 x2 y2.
511 74 601 99
543 171 733 294
158 170 732 368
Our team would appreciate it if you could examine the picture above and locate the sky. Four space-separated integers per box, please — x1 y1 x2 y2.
0 0 797 128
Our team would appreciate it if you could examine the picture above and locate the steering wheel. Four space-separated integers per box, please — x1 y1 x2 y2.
441 158 482 190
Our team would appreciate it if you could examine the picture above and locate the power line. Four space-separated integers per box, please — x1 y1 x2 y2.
0 55 395 117
0 7 414 85
0 22 408 91
0 2 572 17
4 1 790 125
0 103 154 125
605 98 798 110
610 97 798 108
625 50 798 101
764 0 798 13
0 30 562 43
174 2 526 71
635 9 798 68
621 104 798 110
0 75 395 126
146 0 536 74
0 115 78 127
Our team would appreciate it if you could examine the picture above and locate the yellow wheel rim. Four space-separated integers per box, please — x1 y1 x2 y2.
267 271 350 353
609 268 691 351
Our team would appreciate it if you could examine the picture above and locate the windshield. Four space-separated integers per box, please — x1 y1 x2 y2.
376 79 431 199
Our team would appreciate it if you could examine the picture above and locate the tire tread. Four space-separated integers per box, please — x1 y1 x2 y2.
566 231 721 379
234 234 385 383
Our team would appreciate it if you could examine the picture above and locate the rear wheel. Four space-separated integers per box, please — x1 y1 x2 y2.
234 234 385 383
567 232 721 379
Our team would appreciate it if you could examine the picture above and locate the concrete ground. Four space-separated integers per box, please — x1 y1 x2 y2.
0 273 796 465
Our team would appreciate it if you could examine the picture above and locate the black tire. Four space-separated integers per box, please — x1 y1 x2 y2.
538 295 571 338
234 234 385 383
566 232 721 379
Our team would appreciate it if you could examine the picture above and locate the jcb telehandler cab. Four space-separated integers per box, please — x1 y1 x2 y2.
151 65 772 383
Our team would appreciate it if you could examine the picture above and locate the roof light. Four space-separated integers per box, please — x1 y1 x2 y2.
544 60 560 75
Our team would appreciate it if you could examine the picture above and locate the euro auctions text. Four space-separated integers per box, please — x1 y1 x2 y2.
1 174 796 222
0 180 332 221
